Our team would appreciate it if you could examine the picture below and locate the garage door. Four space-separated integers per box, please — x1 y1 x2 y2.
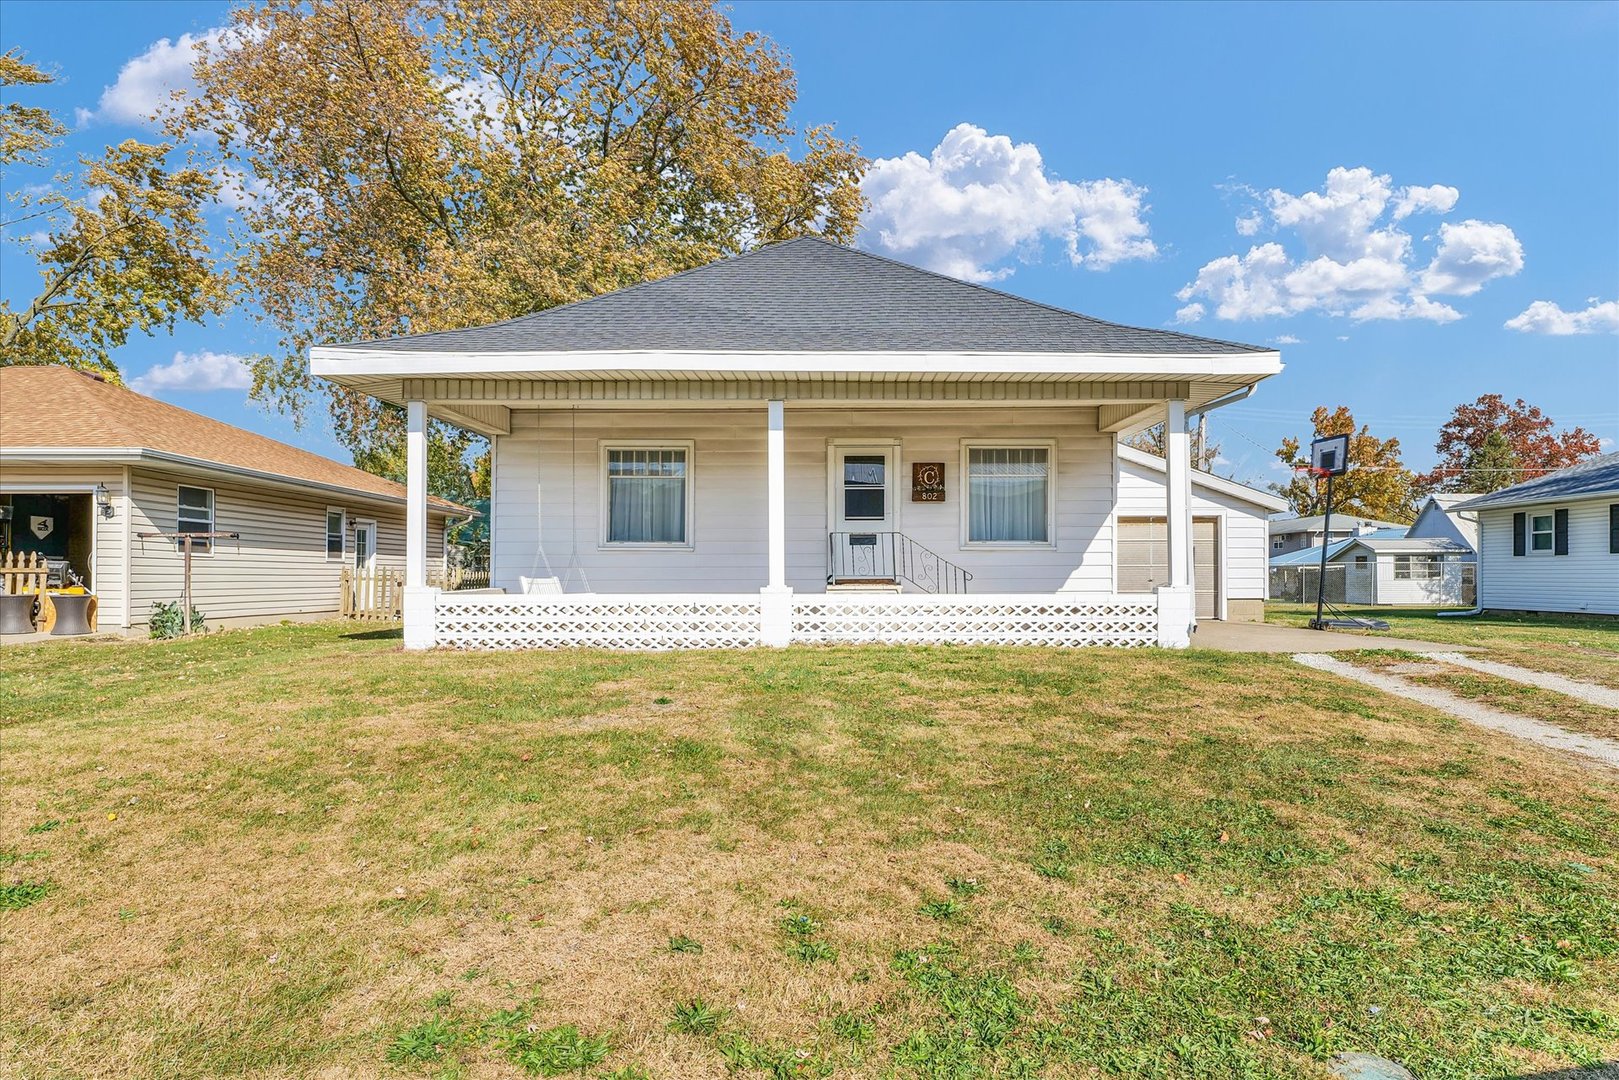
1118 518 1219 619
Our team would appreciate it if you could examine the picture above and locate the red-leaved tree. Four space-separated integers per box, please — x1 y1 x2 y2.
1419 395 1602 493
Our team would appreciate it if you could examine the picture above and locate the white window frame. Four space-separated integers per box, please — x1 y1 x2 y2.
599 440 695 550
325 507 347 561
1529 512 1555 554
176 484 215 555
1394 554 1443 580
959 439 1057 549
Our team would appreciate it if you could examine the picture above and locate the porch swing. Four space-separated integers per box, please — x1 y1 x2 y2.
517 407 592 595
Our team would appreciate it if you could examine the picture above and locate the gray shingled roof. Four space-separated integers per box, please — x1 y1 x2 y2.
320 237 1269 356
1455 452 1619 510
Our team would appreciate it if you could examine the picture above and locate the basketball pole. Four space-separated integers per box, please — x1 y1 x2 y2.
1312 470 1334 630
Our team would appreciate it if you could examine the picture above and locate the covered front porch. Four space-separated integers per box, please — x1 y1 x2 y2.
382 390 1214 650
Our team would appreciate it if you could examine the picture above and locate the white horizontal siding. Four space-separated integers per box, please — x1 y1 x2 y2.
127 467 449 624
1408 501 1477 557
1475 500 1619 615
491 406 1115 595
1114 462 1270 602
0 464 129 628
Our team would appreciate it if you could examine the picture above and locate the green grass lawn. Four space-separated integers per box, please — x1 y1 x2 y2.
1266 602 1619 687
3 623 1618 1079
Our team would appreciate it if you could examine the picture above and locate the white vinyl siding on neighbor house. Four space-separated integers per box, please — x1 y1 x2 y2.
1114 459 1271 610
489 406 1117 595
1408 499 1477 554
127 467 449 625
1475 499 1619 615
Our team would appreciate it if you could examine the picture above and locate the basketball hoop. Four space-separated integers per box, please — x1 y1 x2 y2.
1307 434 1350 630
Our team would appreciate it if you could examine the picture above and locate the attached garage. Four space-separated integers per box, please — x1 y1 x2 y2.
1118 517 1219 619
1114 445 1287 622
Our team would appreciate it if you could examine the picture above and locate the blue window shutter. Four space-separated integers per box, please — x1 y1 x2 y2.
1553 509 1569 555
1512 512 1526 556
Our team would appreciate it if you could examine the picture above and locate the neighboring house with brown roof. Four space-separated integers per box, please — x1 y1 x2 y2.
0 365 471 633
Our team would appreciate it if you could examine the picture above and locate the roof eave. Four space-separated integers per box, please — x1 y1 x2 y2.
310 347 1284 381
0 447 473 516
1454 488 1619 512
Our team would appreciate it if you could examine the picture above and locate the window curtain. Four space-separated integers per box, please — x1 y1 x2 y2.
968 448 1048 542
608 449 686 543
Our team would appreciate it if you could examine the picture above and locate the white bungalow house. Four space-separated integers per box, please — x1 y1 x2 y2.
311 238 1284 649
1455 452 1619 616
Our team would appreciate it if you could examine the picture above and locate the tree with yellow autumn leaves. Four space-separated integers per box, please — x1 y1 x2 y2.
172 0 867 478
1273 406 1417 523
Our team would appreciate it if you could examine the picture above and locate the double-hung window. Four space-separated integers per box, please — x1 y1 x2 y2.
326 510 346 559
1529 513 1554 553
177 486 214 552
964 443 1052 545
604 444 691 545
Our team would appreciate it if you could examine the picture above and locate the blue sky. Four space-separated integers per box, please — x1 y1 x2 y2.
3 0 1616 487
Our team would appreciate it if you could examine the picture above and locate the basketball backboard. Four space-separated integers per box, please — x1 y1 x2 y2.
1310 434 1350 476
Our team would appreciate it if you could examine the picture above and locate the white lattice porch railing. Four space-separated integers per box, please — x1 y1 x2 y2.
434 593 763 650
433 591 1161 650
791 593 1158 647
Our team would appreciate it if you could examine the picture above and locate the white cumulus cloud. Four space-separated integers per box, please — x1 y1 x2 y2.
129 351 252 395
1419 220 1524 296
79 28 225 127
1505 298 1619 335
1271 334 1302 345
1176 166 1521 325
859 123 1155 282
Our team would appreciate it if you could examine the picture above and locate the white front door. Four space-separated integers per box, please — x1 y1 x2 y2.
829 445 897 581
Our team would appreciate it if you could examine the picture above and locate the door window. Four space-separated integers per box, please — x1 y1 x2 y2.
842 455 887 521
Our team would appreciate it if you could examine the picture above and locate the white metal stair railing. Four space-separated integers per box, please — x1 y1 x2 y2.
826 531 973 593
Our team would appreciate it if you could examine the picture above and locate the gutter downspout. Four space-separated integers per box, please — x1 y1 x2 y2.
1186 383 1257 422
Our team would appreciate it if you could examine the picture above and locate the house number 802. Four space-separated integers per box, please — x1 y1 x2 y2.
911 462 946 502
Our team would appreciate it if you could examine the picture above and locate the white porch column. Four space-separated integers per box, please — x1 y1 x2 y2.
1156 397 1195 648
759 399 793 646
403 398 437 650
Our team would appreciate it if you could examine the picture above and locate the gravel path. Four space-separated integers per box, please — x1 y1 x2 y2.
1292 652 1619 769
1428 651 1619 710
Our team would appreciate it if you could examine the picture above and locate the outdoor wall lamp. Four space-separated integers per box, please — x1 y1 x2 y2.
94 482 114 519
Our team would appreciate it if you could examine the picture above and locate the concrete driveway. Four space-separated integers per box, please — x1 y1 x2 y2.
1192 620 1463 654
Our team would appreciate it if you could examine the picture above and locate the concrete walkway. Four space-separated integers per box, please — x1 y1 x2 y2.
1192 620 1462 654
1293 652 1619 769
1428 651 1619 710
